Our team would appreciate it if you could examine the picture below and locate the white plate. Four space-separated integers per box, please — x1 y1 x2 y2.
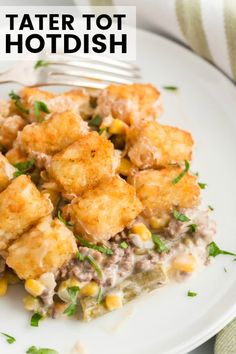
1 28 236 354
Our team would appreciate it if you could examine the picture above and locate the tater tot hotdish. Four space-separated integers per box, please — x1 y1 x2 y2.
0 83 216 323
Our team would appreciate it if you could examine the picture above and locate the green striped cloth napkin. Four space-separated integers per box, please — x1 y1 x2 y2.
79 0 236 351
79 0 236 82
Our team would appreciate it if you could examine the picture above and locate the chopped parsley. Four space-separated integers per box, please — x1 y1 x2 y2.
152 234 169 253
97 287 103 304
163 86 178 92
88 115 102 127
1 332 16 344
75 250 103 279
76 235 113 255
120 241 129 249
57 210 73 227
208 242 236 258
172 160 190 184
76 251 85 262
189 224 197 233
86 255 103 279
34 101 50 122
30 313 43 327
224 267 227 273
9 90 29 115
13 159 35 178
63 303 77 317
198 182 207 189
208 205 214 211
187 291 197 297
63 286 80 317
26 346 58 354
173 210 190 222
34 60 49 70
98 127 107 135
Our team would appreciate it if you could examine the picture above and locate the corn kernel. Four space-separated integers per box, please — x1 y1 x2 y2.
149 215 170 230
0 278 8 296
58 278 81 302
81 281 99 297
25 279 45 297
131 223 152 241
23 295 40 312
109 119 128 135
5 270 19 285
172 254 197 273
105 294 123 311
117 158 132 176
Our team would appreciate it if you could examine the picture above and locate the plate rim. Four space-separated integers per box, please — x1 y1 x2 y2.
137 27 236 354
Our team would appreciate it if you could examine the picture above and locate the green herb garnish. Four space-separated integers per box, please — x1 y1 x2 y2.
67 286 80 302
1 332 16 344
172 160 190 184
187 291 197 297
208 205 214 211
9 90 29 115
208 242 236 258
30 313 43 327
86 255 103 279
163 86 178 92
98 127 107 135
34 60 49 70
198 182 207 189
173 210 190 222
63 286 80 317
57 210 73 227
189 224 197 233
13 159 35 178
88 115 102 127
152 234 169 253
63 303 77 317
120 241 129 249
224 267 227 273
97 287 103 304
76 251 85 262
76 235 113 255
34 101 50 122
26 346 58 354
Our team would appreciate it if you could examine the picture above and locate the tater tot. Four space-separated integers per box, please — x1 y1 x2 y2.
0 153 16 192
18 111 88 157
95 83 163 125
6 217 77 279
67 175 143 243
0 175 53 250
0 99 11 118
128 121 193 169
20 87 92 121
129 168 200 218
5 147 28 165
47 132 120 195
0 115 26 149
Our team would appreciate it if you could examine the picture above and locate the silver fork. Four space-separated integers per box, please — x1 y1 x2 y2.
0 54 141 89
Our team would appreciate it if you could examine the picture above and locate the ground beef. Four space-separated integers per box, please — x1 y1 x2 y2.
165 208 216 243
55 207 216 291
